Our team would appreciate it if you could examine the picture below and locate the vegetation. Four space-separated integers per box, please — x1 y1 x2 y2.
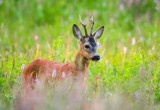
0 0 160 109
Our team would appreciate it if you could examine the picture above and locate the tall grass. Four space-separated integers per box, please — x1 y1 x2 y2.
0 0 160 109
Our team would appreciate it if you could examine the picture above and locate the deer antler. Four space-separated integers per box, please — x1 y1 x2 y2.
90 17 94 36
79 15 88 36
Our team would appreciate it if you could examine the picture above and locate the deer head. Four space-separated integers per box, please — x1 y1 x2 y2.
73 16 104 61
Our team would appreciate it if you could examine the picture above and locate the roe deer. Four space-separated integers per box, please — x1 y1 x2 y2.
22 16 104 93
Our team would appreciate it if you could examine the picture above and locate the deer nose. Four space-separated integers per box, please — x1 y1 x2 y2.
92 55 100 61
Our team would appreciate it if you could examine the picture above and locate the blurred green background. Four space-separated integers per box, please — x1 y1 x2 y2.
0 0 160 109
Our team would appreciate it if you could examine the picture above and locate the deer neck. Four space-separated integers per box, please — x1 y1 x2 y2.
73 50 89 73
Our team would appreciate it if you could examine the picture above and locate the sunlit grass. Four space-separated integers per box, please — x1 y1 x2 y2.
0 0 160 110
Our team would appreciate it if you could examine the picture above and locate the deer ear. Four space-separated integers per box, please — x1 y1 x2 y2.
73 24 82 40
93 26 104 39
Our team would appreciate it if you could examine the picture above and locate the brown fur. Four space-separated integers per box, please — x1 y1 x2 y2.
22 47 89 93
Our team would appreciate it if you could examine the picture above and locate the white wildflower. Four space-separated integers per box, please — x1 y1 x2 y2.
134 91 140 101
123 46 127 54
62 72 66 78
119 3 124 11
21 64 25 70
109 17 114 24
35 79 40 84
127 32 131 37
105 59 109 65
153 31 157 38
97 41 102 48
34 34 38 41
139 36 144 42
132 38 136 45
52 69 56 78
84 77 86 81
152 45 155 51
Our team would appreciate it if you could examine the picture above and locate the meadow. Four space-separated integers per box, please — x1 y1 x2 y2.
0 0 160 110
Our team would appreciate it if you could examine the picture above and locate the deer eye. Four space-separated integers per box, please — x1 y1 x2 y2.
84 45 90 49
